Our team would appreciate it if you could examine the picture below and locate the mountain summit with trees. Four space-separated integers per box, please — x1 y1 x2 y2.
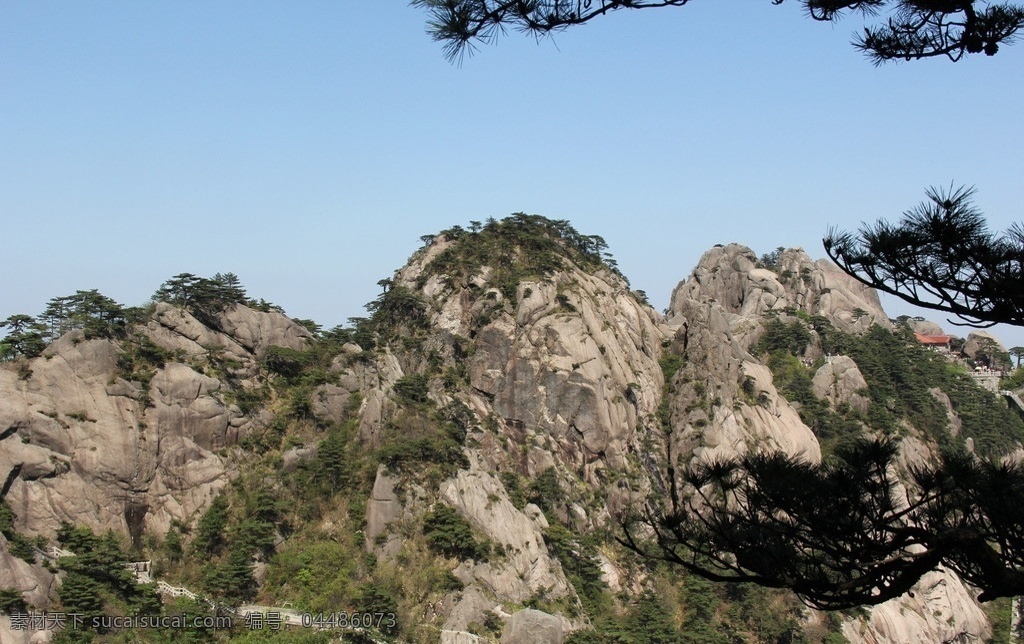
611 187 1024 618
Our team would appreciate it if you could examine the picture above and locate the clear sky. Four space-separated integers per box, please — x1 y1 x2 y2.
2 2 1022 346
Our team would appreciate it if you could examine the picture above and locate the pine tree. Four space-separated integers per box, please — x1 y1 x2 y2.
0 314 46 359
192 495 229 556
58 571 104 616
414 0 1024 63
825 186 1024 328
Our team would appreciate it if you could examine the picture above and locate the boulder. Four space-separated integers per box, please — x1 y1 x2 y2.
215 303 312 358
812 356 870 413
905 318 945 336
964 330 1008 362
500 609 566 644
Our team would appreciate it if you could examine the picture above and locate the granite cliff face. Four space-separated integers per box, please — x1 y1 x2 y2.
664 296 821 466
0 303 311 540
363 230 671 636
671 244 890 336
659 242 894 467
668 244 995 643
394 234 666 490
0 224 1013 643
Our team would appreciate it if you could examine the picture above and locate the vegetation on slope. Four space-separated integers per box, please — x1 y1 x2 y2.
2 244 852 642
757 313 1024 457
419 213 624 299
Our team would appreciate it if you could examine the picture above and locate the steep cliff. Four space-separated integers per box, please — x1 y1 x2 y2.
665 296 821 466
0 303 310 541
669 244 1004 643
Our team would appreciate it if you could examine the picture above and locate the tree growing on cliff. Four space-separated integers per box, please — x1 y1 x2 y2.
414 0 1024 63
975 337 1013 370
1 289 130 357
153 272 250 328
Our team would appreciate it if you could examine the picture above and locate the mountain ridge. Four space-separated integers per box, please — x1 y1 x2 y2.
1 215 1018 643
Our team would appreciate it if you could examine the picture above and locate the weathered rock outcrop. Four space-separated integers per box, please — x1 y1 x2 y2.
905 318 946 336
929 388 964 438
0 304 311 542
661 244 998 643
364 466 405 558
440 465 570 604
0 535 55 610
812 356 871 414
500 608 568 644
964 330 1008 361
396 238 667 489
1 232 1010 644
842 569 991 644
669 244 890 335
666 297 821 466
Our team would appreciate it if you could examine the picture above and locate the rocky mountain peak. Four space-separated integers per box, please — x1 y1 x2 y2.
379 215 668 486
397 214 630 304
669 243 890 333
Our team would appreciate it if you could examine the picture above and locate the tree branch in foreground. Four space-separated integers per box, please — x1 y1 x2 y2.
413 0 1024 63
619 438 1024 610
824 185 1024 328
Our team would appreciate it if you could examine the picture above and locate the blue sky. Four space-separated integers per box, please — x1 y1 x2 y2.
2 2 1022 346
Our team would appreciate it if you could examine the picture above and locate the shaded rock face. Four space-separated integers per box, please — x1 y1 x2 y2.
929 388 964 438
0 534 56 609
0 304 310 542
441 585 496 635
667 297 821 466
669 244 890 334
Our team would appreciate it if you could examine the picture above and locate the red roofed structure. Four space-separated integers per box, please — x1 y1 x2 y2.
914 333 952 353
